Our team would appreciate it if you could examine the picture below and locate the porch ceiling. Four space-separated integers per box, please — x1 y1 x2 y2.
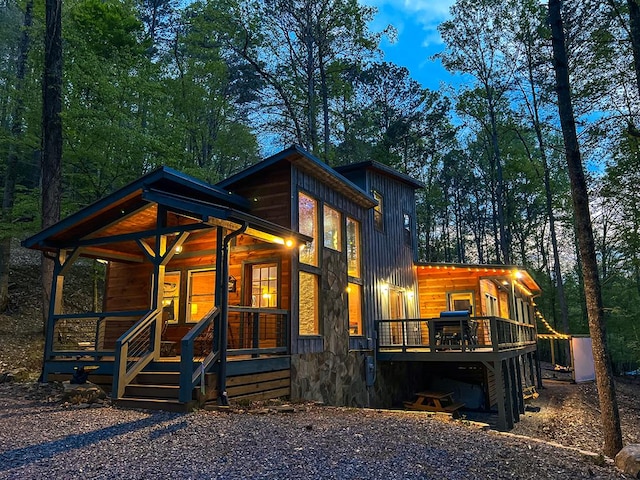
23 167 310 262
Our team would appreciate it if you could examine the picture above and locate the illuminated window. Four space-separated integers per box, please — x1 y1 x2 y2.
186 269 215 322
298 192 317 265
162 272 181 324
251 264 278 308
373 191 384 231
346 217 360 278
299 272 319 335
347 283 363 336
323 205 341 251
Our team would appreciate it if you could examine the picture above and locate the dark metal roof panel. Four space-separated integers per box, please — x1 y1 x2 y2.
335 160 425 189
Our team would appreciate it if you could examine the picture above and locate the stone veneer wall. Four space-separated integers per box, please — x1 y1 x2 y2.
291 248 370 406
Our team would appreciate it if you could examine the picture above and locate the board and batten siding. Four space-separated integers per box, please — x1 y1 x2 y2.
352 169 421 335
290 167 369 355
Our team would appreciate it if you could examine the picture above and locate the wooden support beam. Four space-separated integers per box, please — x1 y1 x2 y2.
494 360 508 430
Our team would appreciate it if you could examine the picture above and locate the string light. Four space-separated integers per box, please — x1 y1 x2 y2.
535 310 570 339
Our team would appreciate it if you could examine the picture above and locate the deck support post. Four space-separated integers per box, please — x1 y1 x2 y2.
503 359 515 429
515 356 525 415
493 360 508 430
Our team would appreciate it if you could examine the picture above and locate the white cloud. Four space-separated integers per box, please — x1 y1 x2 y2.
363 0 455 47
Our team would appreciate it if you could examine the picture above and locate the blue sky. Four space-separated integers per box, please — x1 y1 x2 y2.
361 0 457 90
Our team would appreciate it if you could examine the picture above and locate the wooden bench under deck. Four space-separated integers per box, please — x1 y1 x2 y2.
404 391 465 415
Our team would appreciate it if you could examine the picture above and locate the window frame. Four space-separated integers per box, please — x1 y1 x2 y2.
185 268 216 323
372 190 384 232
323 204 342 251
298 191 318 266
346 216 361 278
298 271 320 336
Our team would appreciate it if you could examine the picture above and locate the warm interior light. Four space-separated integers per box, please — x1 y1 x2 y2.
346 286 352 293
285 239 294 248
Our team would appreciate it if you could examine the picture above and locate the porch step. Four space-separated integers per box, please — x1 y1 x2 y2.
115 397 196 413
124 384 180 400
135 371 180 386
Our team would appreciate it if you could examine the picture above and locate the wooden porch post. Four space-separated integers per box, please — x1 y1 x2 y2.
40 249 65 383
503 359 515 429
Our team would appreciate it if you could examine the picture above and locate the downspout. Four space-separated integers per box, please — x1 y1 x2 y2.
217 222 248 406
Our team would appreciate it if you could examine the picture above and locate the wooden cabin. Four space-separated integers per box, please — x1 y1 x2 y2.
23 145 541 429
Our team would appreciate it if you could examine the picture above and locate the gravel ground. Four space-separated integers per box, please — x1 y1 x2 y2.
0 384 627 480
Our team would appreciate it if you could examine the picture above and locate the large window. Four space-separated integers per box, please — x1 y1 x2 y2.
162 272 181 324
299 272 319 335
251 264 278 308
323 205 341 251
346 217 360 278
373 191 384 231
298 192 318 265
347 283 362 336
186 269 215 322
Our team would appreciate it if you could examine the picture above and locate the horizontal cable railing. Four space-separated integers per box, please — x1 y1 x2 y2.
50 310 148 360
376 316 537 353
227 307 289 356
113 309 162 398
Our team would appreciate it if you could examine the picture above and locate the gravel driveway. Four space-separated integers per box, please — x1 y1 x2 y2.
0 385 626 480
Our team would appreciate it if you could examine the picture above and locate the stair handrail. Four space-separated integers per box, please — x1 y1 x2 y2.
112 308 162 399
179 306 220 403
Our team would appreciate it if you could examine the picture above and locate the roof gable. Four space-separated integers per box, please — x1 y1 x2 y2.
218 145 377 209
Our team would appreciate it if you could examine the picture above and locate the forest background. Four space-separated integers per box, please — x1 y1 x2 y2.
1 0 639 373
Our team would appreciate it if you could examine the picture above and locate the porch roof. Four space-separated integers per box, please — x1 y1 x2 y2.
23 167 309 261
416 262 542 296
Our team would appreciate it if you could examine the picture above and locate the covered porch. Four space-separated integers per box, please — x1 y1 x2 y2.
23 167 307 410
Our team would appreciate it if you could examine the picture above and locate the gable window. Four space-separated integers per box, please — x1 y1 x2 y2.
373 191 384 231
186 269 215 322
298 192 318 266
251 264 278 308
323 205 341 251
346 217 360 278
403 213 412 246
299 272 319 335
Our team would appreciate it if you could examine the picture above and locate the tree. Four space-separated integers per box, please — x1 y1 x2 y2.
438 0 515 264
548 0 623 457
1 0 33 312
41 0 63 330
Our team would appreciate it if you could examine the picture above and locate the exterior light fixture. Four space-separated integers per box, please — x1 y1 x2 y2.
174 245 183 254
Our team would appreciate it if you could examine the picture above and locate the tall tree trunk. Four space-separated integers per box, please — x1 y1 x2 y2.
0 0 34 312
41 0 63 330
549 0 623 457
627 0 640 96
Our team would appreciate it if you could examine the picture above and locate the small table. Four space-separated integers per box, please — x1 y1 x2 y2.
404 391 465 415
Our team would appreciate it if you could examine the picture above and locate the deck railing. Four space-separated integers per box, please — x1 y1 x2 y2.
227 306 289 356
376 316 537 354
179 307 220 402
113 309 162 398
49 310 148 360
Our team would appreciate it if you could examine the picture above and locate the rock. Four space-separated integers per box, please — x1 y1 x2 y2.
615 444 640 478
272 405 295 413
61 381 107 404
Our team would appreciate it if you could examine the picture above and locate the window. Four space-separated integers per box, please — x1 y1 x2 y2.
447 291 474 314
346 217 360 278
347 283 363 336
403 213 412 246
299 272 319 335
187 269 215 322
485 293 498 317
251 264 278 308
162 272 181 324
373 191 384 231
323 205 341 251
298 192 318 265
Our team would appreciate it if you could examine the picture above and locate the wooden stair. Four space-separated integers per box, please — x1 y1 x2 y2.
115 370 198 413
